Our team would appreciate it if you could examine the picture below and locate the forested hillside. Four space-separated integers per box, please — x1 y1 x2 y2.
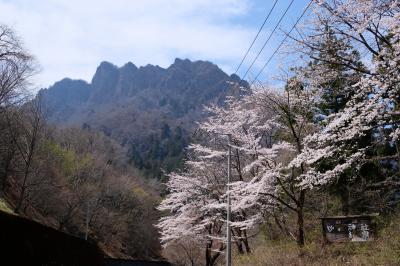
0 25 162 259
39 59 248 178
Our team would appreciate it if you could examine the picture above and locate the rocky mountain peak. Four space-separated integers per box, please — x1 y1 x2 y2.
40 58 248 177
121 61 138 71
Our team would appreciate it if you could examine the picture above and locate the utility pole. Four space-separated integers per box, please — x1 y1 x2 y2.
226 134 232 266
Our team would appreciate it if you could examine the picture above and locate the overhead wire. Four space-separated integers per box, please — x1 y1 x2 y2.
250 0 314 87
234 0 279 75
241 0 295 80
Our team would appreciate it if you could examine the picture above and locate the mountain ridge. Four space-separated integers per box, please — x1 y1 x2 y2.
39 58 248 178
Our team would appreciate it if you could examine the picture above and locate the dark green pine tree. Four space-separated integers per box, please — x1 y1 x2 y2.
299 27 367 214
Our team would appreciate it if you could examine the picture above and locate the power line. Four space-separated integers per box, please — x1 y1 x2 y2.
241 0 295 80
250 0 313 87
234 0 279 75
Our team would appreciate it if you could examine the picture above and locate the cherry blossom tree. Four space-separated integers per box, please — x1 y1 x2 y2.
158 80 317 249
290 0 400 210
157 146 227 266
159 0 400 257
225 82 317 247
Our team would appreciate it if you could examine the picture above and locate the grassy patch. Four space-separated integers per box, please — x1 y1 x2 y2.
0 198 14 214
233 214 400 266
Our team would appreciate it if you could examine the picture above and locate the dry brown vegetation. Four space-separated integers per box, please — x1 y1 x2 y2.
0 24 163 259
233 213 400 266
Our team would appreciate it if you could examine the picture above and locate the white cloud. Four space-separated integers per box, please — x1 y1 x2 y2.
0 0 257 89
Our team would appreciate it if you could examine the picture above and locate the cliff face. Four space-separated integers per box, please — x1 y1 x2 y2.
39 58 248 178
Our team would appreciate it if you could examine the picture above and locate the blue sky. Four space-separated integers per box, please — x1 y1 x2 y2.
0 0 311 89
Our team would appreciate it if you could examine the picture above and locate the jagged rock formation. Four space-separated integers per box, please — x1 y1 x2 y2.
39 58 248 178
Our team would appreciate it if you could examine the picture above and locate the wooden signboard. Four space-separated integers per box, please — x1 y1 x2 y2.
320 214 378 243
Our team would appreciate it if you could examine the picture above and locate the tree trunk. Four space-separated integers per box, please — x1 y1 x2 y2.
232 229 244 254
210 252 220 266
205 243 211 266
0 148 15 196
340 184 350 215
14 166 30 213
396 140 400 175
296 190 305 247
235 239 244 254
85 202 90 240
0 164 9 196
242 230 251 253
205 242 222 266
